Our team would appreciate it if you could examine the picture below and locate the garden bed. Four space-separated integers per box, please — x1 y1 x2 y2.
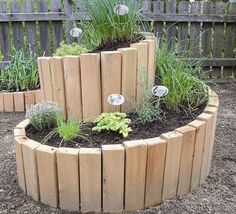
0 90 44 112
14 89 219 213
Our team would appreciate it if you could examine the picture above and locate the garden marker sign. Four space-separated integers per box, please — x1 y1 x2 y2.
108 94 125 106
70 27 83 38
114 5 129 16
152 86 169 97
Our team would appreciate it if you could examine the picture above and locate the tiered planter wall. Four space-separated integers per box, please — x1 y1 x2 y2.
37 35 157 121
14 89 219 213
0 90 44 112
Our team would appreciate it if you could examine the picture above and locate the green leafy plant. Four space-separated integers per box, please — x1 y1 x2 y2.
56 115 84 142
156 41 209 112
26 102 60 131
92 112 132 138
0 49 39 92
80 0 145 50
54 42 88 56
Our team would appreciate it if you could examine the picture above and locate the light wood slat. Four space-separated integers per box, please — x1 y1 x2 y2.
0 93 4 112
80 53 102 122
101 51 122 113
145 137 167 207
80 148 101 212
14 92 24 112
3 93 14 112
102 145 124 213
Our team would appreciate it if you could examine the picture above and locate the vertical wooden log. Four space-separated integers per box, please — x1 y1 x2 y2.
37 0 51 56
3 93 14 112
63 56 82 120
101 51 122 113
24 0 37 54
145 138 167 207
102 145 125 213
189 1 201 58
14 92 25 112
10 0 24 51
24 91 35 109
118 48 137 112
153 0 164 40
142 39 156 88
166 0 177 47
0 93 4 112
22 139 41 201
204 106 218 175
178 1 189 55
0 1 11 61
51 0 63 51
38 57 54 101
57 148 79 211
124 140 147 211
161 131 183 200
197 113 214 182
188 120 206 190
80 53 102 122
36 146 58 208
50 57 66 117
14 136 27 193
35 90 45 103
176 126 196 195
130 43 148 103
212 2 225 78
80 148 101 212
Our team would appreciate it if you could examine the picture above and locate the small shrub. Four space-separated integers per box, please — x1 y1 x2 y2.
54 42 88 56
0 49 39 92
26 102 60 131
92 112 132 138
135 97 165 124
56 115 84 142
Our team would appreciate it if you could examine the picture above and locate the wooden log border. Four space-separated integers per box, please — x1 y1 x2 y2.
37 34 157 121
0 89 44 112
14 89 219 213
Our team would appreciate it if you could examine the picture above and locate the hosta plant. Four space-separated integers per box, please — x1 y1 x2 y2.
92 112 132 138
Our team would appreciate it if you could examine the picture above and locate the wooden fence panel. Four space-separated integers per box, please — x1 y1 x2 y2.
64 0 73 44
153 0 164 40
10 1 24 51
0 1 11 61
24 0 37 54
37 0 51 56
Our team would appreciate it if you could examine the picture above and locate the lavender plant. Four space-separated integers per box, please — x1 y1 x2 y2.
26 102 60 131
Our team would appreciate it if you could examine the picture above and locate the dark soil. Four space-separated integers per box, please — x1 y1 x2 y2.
92 34 144 52
0 82 236 213
26 104 206 148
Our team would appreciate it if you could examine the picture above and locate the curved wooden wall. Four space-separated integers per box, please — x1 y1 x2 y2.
14 89 219 213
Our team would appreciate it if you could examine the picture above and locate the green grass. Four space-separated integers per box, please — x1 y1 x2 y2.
80 0 143 50
0 49 39 92
156 41 209 113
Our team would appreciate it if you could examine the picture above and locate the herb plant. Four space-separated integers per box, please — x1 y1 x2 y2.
54 42 88 56
0 49 39 92
26 102 60 131
92 112 132 138
80 0 143 50
156 42 209 112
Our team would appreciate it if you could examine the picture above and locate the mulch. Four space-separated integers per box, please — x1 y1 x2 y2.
0 82 235 214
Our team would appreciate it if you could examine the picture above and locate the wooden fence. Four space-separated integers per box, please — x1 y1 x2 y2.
0 0 236 77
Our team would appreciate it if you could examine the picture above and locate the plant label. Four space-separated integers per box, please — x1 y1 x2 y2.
152 86 169 97
114 5 129 16
108 94 125 106
70 27 83 38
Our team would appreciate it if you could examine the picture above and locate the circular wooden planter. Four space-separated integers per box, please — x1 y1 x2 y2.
37 33 157 121
14 89 219 213
0 90 44 112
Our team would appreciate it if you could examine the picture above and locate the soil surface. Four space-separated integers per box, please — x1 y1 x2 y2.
0 82 235 213
27 105 206 148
